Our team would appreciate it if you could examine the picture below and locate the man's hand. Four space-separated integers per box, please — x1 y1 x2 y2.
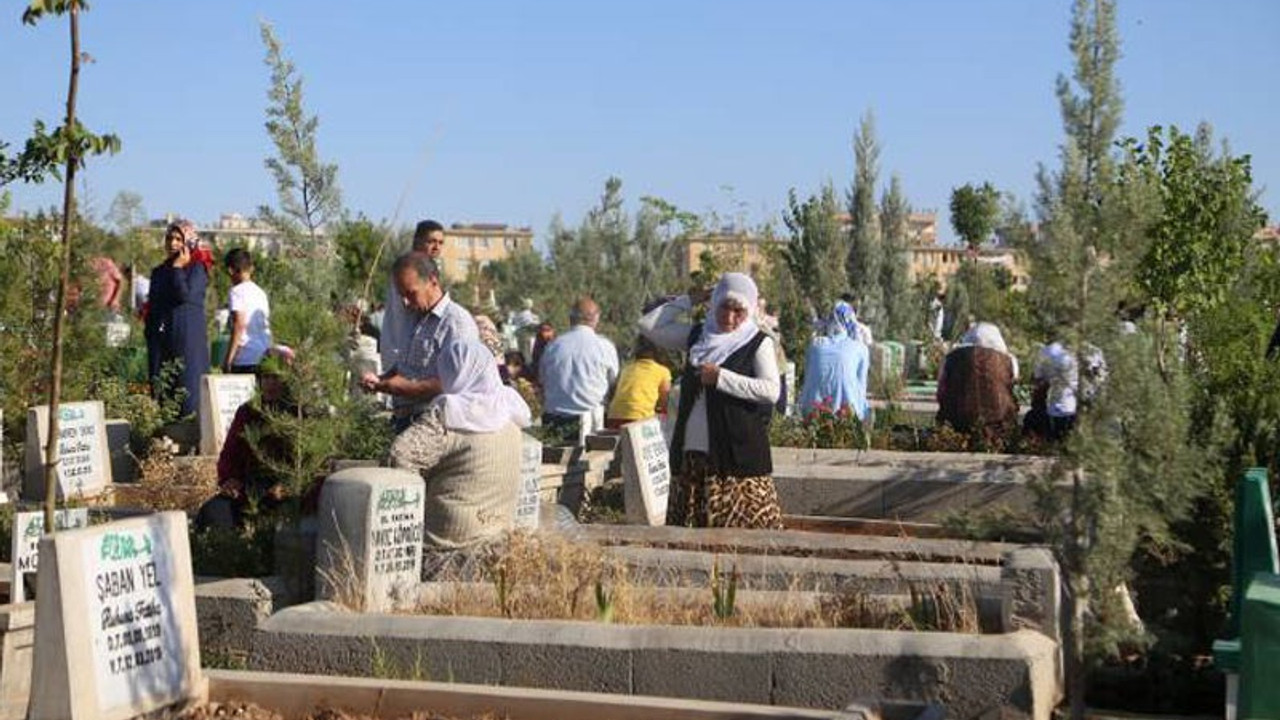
359 372 382 393
219 478 244 500
699 363 720 386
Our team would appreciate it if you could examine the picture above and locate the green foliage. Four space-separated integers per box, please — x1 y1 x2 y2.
781 185 845 316
949 182 1001 250
878 175 914 339
189 525 275 578
770 402 870 451
1132 125 1266 319
92 360 185 454
845 111 881 318
332 214 393 305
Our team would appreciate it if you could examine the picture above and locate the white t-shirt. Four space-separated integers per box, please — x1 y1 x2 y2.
228 280 272 366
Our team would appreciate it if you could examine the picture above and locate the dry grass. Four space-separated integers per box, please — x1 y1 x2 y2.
412 531 981 633
118 440 218 513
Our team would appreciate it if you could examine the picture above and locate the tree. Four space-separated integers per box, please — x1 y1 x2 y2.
949 182 1001 250
845 111 881 320
258 20 342 302
878 175 913 339
782 185 844 317
20 0 122 529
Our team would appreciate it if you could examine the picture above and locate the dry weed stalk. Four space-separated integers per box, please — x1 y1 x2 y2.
412 531 983 632
128 441 218 513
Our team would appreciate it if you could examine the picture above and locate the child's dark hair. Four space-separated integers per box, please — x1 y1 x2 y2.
224 247 254 273
634 335 660 361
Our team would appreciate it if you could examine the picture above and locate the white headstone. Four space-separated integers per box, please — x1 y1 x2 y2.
104 318 130 348
514 434 542 530
29 512 205 720
198 374 257 456
316 468 426 612
784 360 797 416
24 401 113 501
621 417 671 526
10 508 89 603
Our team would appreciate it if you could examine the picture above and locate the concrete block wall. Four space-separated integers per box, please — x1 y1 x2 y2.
248 603 1060 719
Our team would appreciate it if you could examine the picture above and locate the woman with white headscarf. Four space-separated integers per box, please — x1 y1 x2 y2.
638 273 783 529
935 321 1020 435
390 338 532 551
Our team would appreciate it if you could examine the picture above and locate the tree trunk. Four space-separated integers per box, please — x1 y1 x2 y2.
42 0 82 531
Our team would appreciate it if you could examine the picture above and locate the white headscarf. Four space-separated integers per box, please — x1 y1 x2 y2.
959 322 1018 379
688 273 760 366
432 339 532 433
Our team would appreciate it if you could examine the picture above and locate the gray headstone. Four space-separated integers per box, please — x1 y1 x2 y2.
315 468 425 612
198 374 257 456
105 419 136 483
514 435 542 531
10 508 89 603
24 401 113 501
620 417 671 526
29 512 205 720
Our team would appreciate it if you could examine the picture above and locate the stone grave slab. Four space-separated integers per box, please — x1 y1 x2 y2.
24 401 112 501
10 508 89 603
620 417 671 526
29 511 205 720
198 374 257 456
514 435 542 531
105 419 136 484
315 468 425 612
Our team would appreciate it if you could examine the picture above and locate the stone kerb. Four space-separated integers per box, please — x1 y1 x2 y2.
620 417 671 525
198 373 257 456
24 401 113 501
315 468 425 612
29 511 205 720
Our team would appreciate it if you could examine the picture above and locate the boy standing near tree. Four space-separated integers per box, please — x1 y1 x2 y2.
222 248 273 374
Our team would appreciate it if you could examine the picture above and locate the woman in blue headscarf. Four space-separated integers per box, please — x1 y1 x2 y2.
798 303 871 421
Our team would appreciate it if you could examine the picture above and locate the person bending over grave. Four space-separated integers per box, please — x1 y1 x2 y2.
639 273 784 529
361 252 479 434
798 302 870 422
145 219 212 416
606 335 672 429
388 338 531 558
936 322 1020 436
197 355 297 529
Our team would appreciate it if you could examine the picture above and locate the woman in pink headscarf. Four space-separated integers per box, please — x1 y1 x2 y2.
639 273 784 529
145 220 212 416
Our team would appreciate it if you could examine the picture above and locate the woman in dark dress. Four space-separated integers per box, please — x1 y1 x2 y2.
145 220 211 416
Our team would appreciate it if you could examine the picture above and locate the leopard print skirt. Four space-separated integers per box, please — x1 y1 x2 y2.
667 452 784 530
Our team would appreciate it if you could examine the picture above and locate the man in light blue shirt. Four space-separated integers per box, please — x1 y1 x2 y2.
538 297 619 443
361 252 478 434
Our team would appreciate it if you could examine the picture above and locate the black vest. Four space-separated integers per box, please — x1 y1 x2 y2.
671 327 773 476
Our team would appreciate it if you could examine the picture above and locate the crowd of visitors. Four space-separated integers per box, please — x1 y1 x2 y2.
115 213 1127 568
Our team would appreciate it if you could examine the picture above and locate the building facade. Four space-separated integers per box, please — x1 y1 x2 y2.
438 223 535 282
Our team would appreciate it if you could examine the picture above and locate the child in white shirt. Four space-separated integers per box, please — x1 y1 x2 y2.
222 248 272 373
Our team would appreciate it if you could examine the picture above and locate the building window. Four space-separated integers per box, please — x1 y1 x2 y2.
479 237 490 250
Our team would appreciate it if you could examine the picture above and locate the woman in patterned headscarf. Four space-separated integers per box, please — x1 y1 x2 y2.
639 273 784 529
145 220 212 416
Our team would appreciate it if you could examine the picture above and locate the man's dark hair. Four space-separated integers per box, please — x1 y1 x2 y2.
224 247 253 273
392 252 440 283
412 220 445 251
839 292 856 304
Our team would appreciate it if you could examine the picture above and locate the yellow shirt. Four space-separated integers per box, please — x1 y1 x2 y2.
607 359 672 421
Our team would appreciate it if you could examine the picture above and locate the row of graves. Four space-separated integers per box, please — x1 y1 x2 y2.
8 363 1272 718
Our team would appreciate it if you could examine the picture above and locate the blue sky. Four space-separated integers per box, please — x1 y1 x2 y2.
3 0 1277 245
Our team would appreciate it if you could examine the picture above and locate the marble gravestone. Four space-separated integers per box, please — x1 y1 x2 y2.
316 468 426 612
24 401 112 501
198 373 257 456
513 434 542 531
10 507 90 603
621 417 671 526
29 512 205 720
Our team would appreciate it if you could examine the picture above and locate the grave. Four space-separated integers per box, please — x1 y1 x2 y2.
9 507 89 603
620 417 671 525
104 419 135 484
198 373 257 456
315 467 425 612
514 434 543 530
28 511 205 720
24 401 113 501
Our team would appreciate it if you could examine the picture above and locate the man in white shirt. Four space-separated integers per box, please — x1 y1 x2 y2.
538 297 619 443
380 219 447 373
221 248 272 373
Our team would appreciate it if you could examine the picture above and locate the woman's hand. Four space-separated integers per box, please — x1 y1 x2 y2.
173 244 192 268
219 477 244 500
699 363 720 386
